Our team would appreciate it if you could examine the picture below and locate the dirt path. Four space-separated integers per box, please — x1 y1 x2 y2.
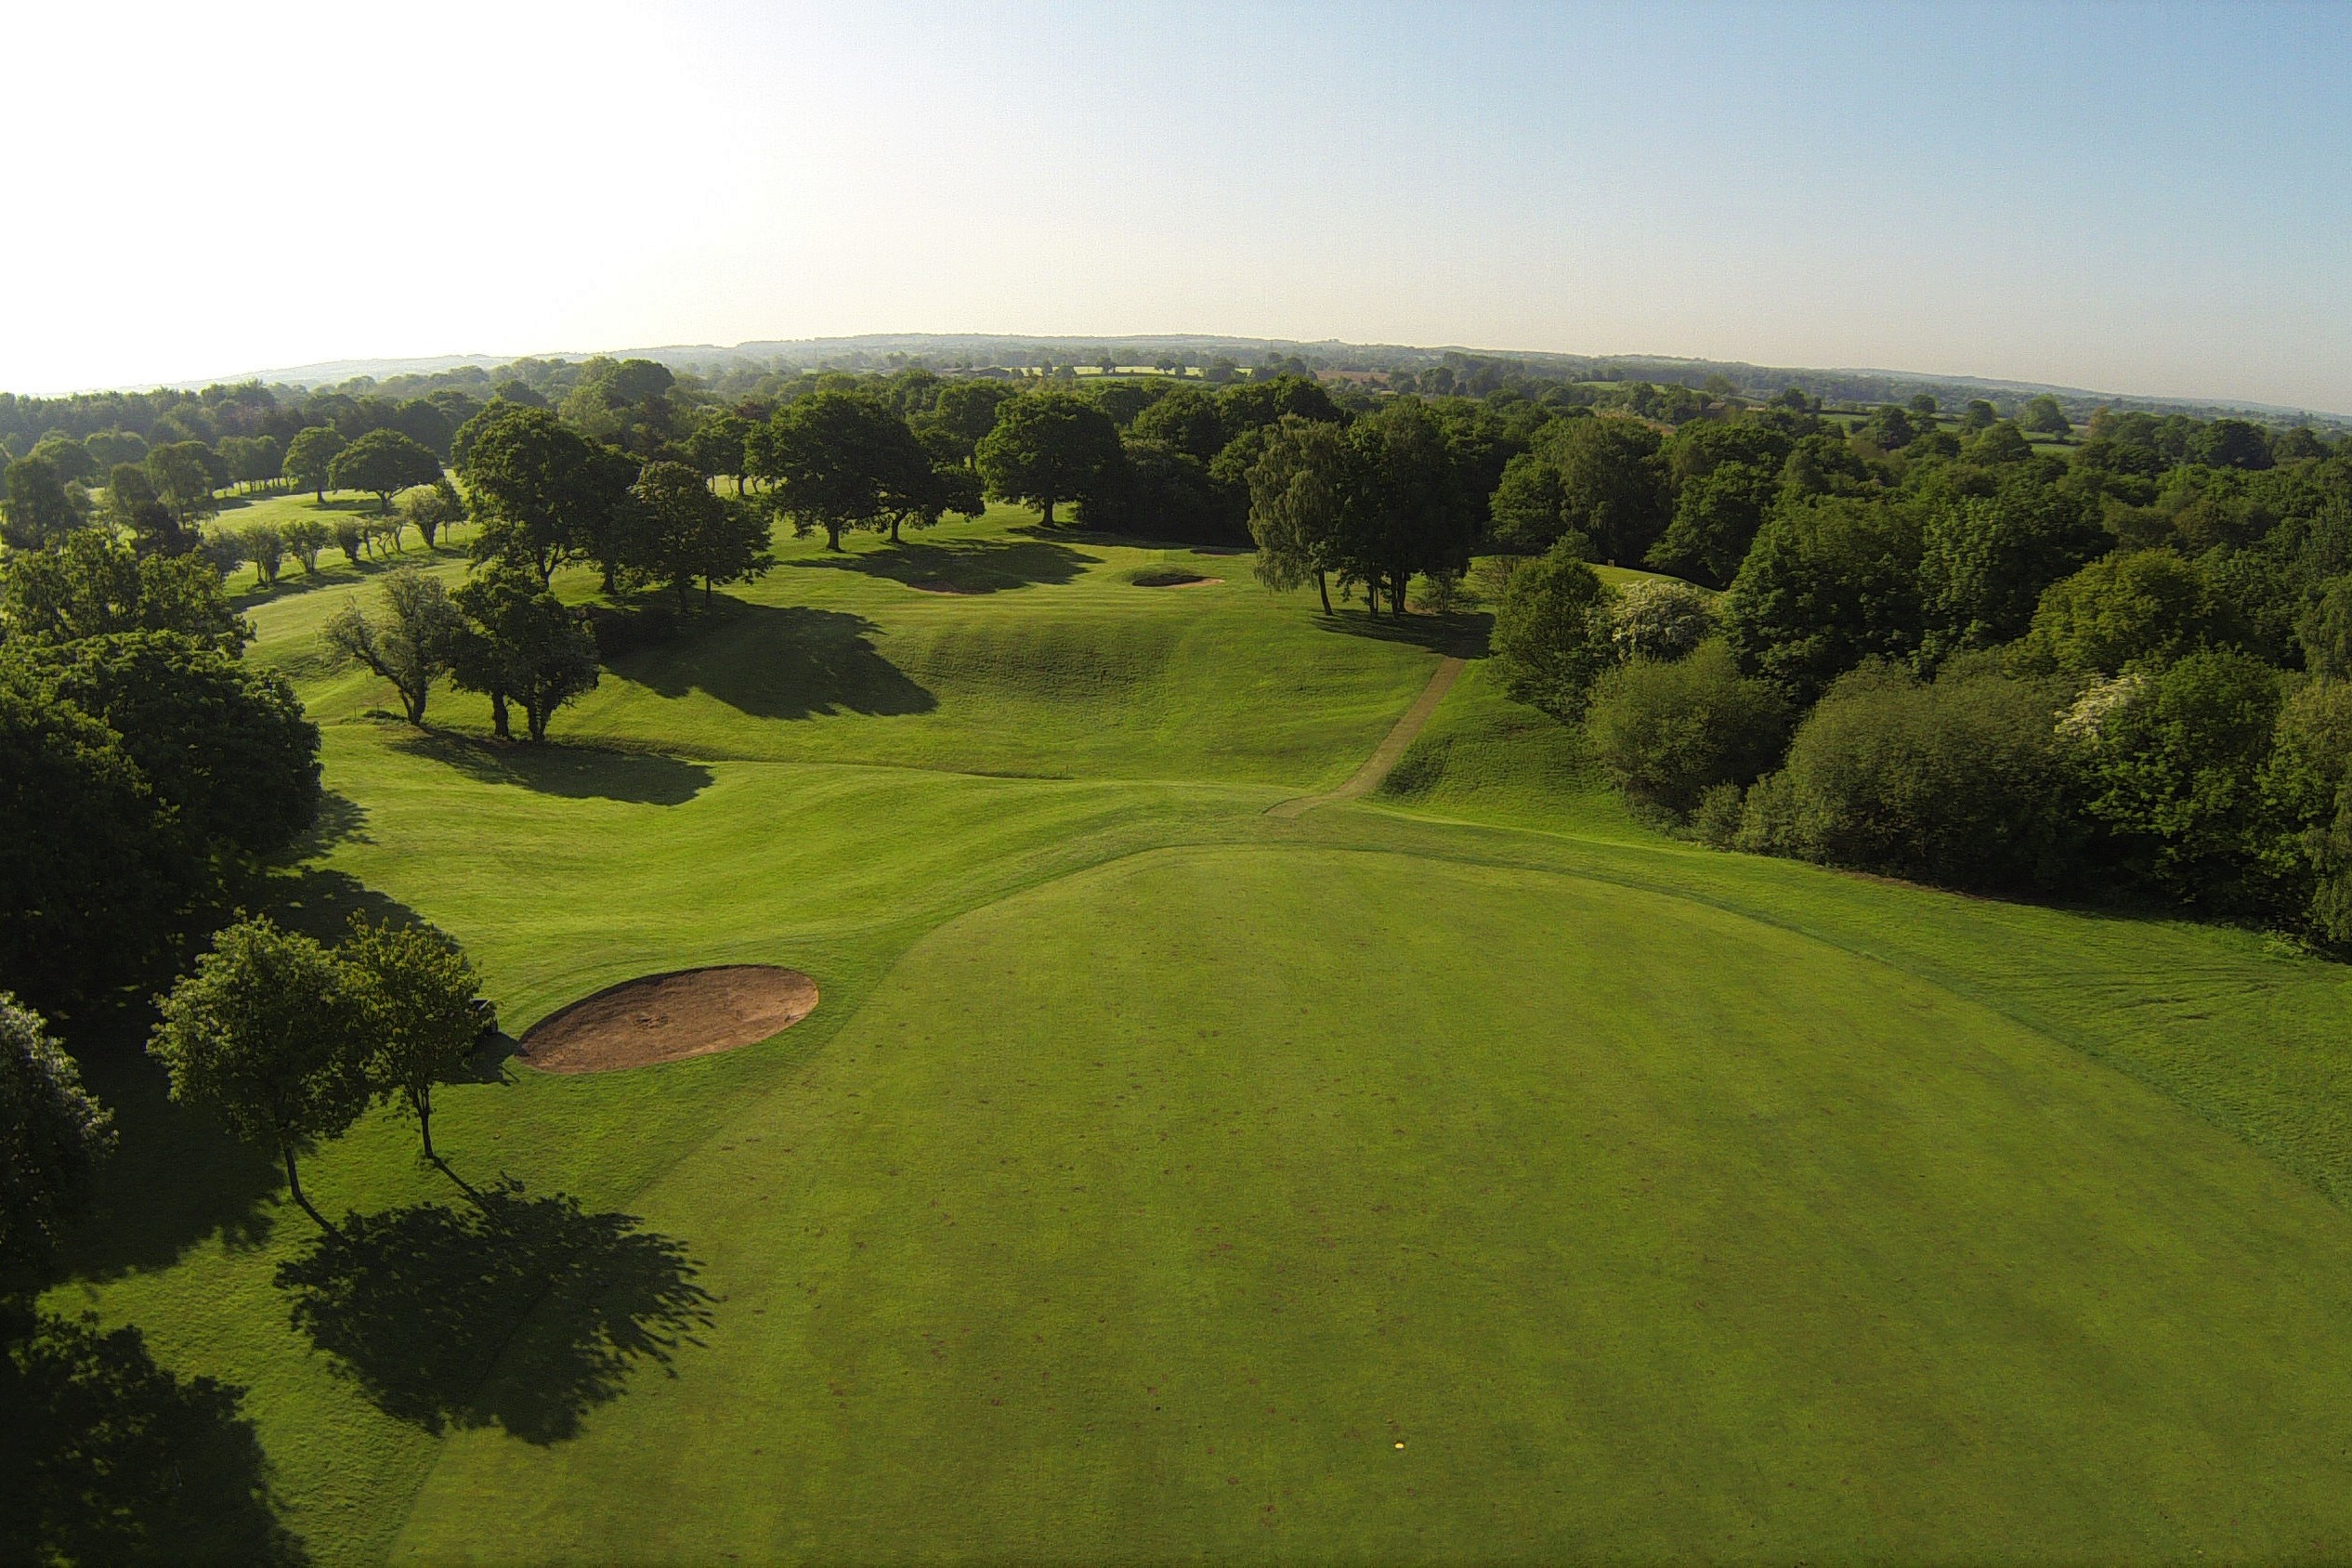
1266 656 1466 818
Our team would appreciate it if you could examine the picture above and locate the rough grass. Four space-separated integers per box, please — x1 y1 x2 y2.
35 506 2352 1564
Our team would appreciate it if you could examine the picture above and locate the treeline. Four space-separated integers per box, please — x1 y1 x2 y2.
1457 394 2351 952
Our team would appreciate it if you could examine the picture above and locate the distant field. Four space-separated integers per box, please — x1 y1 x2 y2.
46 505 2352 1563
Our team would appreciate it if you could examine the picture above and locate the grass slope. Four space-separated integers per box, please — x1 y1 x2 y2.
37 506 2352 1564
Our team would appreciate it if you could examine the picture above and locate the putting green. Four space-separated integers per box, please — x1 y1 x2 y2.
389 845 2352 1562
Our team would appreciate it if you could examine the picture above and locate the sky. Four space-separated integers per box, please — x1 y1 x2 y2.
5 1 2348 411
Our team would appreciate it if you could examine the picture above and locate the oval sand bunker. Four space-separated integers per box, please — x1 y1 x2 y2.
520 964 818 1074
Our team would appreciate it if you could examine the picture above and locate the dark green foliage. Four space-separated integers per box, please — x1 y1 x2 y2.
1738 660 2075 891
341 916 483 1162
328 430 442 513
918 381 1017 469
1721 496 1924 703
323 569 464 727
145 441 221 523
1588 642 1789 818
1918 477 2108 666
1492 541 1612 718
0 673 194 1014
2014 549 2220 678
2301 574 2352 677
759 392 935 550
12 631 320 857
0 991 114 1269
451 565 602 742
149 917 372 1227
1647 460 1776 586
974 393 1123 526
625 461 774 603
2069 649 2284 909
2188 419 2274 471
1129 385 1229 464
283 426 346 501
459 404 635 587
2260 678 2352 945
1490 415 1666 561
3 455 80 550
1332 399 1477 615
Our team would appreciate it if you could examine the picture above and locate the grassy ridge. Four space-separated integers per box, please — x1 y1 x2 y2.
37 505 2352 1563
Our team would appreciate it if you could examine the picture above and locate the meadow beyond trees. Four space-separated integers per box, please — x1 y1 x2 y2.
3 349 2352 1564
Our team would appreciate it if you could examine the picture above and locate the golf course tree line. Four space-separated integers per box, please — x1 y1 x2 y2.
1444 393 2352 951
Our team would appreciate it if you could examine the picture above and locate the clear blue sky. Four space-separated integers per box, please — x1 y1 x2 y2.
6 1 2346 410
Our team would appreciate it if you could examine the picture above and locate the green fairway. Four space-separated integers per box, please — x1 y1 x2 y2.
41 506 2352 1563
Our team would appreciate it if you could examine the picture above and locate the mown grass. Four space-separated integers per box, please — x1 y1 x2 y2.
35 505 2352 1563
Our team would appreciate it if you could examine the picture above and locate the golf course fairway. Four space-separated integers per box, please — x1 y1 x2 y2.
44 511 2352 1563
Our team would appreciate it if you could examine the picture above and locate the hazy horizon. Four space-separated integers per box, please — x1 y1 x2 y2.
6 1 2346 411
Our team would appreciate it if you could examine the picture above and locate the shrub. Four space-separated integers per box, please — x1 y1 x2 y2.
1607 578 1715 663
1587 641 1788 818
242 524 283 586
281 519 331 574
1738 659 2075 891
2014 549 2217 678
1490 540 1612 719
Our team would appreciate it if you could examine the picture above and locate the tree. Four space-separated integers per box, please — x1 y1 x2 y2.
20 630 320 858
1720 495 1925 703
322 568 463 726
1491 539 1613 718
145 442 220 523
0 673 194 1014
283 426 346 502
974 393 1123 526
460 405 634 587
2300 574 2352 678
761 392 916 550
0 991 114 1270
919 381 1017 470
3 456 80 550
1130 385 1231 464
1588 641 1789 819
242 524 284 586
103 462 159 529
1645 461 1776 586
1247 415 1355 613
683 412 754 491
1491 416 1667 563
2188 419 2273 471
281 517 332 574
149 919 371 1228
0 529 248 651
341 917 482 1163
2014 549 2219 678
1917 478 2107 666
623 461 775 604
1739 660 2076 892
395 478 465 550
450 565 602 741
328 429 441 513
1332 398 1475 616
2020 395 2073 438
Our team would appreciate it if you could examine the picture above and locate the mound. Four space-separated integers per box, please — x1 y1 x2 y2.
519 964 818 1073
1129 570 1223 588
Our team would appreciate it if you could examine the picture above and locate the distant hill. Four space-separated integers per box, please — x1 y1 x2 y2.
204 333 2347 431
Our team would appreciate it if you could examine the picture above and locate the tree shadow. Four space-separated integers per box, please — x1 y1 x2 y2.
47 1000 283 1285
0 1312 307 1564
788 534 1096 594
621 603 936 721
273 1179 713 1444
286 790 372 856
391 734 714 805
260 866 430 946
1313 606 1494 659
226 524 477 608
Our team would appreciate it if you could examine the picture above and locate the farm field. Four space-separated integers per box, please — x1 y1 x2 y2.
42 508 2352 1564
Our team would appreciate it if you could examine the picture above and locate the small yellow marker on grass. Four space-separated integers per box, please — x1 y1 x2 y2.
1394 1442 1405 1449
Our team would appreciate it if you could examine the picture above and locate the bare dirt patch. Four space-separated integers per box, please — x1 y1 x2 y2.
519 965 819 1074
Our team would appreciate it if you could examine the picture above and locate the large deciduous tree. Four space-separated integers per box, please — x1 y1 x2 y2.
282 426 347 502
328 430 442 513
624 462 774 603
1492 540 1614 717
0 991 115 1269
974 393 1123 526
0 528 248 650
323 568 464 727
450 564 601 742
340 916 483 1164
1247 415 1356 614
459 404 635 588
149 919 372 1229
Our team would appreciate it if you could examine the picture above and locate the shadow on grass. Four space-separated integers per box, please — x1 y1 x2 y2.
623 603 936 721
1314 605 1493 659
274 1180 712 1444
1 1311 308 1564
392 733 714 805
49 1000 283 1285
789 533 1096 594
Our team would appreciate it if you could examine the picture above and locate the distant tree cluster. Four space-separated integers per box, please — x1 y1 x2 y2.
1461 392 2352 952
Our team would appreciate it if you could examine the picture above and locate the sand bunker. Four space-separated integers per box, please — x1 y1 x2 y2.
519 965 819 1074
